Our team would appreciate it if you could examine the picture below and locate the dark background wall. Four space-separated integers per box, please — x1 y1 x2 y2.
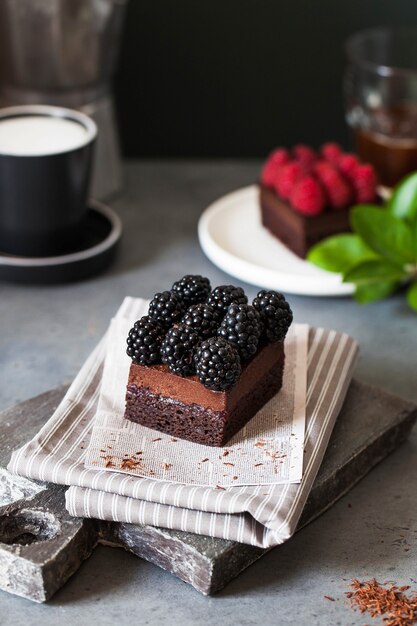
114 0 417 158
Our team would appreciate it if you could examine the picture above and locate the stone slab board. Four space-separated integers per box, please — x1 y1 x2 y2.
0 380 416 601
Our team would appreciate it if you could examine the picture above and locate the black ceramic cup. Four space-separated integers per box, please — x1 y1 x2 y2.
0 105 97 257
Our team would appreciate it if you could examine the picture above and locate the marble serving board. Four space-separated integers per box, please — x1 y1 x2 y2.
0 380 416 603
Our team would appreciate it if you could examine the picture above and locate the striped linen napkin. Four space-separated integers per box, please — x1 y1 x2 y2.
8 297 358 548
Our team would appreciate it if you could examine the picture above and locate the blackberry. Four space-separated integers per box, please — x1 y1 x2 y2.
148 290 184 328
181 303 218 340
194 337 241 391
252 290 293 342
160 323 200 376
126 316 164 365
206 285 248 321
217 304 262 361
172 274 211 306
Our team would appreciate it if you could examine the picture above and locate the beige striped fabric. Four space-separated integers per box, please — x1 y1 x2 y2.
8 298 358 548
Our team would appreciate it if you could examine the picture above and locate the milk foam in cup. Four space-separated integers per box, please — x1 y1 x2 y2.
0 116 90 156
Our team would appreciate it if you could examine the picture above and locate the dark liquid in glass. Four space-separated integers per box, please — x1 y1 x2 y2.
354 104 417 187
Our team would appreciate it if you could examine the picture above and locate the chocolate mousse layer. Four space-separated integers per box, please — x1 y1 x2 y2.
125 341 285 447
260 185 350 258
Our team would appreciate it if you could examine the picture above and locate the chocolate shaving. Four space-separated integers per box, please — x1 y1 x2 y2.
324 596 335 602
152 437 162 442
346 578 417 625
121 458 143 470
223 462 235 466
201 458 209 463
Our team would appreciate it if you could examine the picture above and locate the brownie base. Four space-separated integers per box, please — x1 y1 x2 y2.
259 184 351 258
125 358 284 447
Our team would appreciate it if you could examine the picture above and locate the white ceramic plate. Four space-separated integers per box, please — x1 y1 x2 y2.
198 185 354 297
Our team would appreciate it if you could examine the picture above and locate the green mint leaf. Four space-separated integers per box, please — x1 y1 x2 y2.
354 281 398 304
351 205 415 265
343 260 407 284
388 171 417 222
406 281 417 312
414 218 417 259
307 234 376 273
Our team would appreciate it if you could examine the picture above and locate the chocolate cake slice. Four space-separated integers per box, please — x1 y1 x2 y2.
260 185 350 258
259 143 378 258
124 277 293 448
125 341 284 447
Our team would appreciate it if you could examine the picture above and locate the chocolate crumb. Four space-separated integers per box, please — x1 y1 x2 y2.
223 450 230 456
121 458 143 470
162 462 172 470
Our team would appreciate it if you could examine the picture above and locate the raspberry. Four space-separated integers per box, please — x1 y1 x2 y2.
275 162 305 199
268 147 290 167
289 176 325 216
261 159 279 188
260 148 289 187
292 144 317 166
352 164 378 203
321 142 343 164
337 153 359 179
314 161 353 210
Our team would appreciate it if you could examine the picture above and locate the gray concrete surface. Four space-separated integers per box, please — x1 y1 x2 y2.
0 161 416 625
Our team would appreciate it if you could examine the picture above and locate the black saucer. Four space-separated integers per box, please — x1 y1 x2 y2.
0 200 122 284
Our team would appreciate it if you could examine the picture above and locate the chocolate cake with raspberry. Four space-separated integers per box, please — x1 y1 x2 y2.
124 277 292 447
259 143 378 258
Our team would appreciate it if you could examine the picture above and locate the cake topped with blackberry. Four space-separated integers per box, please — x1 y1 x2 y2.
124 275 292 447
259 142 378 258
